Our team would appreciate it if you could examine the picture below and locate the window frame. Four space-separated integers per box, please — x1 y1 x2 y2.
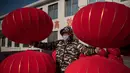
15 43 19 47
65 0 78 17
120 0 127 2
87 0 105 4
2 37 5 47
47 31 58 42
48 3 58 19
7 39 12 47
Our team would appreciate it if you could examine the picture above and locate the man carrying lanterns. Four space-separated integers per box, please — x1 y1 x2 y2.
33 26 97 73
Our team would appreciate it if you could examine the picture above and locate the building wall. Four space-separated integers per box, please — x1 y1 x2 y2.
1 0 130 52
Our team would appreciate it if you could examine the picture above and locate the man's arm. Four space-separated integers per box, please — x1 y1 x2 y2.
77 44 96 56
33 41 57 50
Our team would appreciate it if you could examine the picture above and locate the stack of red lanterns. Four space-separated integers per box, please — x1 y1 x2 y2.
72 2 130 48
66 2 130 73
0 8 55 73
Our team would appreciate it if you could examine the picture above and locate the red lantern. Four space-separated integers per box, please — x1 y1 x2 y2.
107 48 121 56
2 8 53 44
0 51 55 73
65 56 130 73
72 2 130 48
108 54 123 64
52 50 56 62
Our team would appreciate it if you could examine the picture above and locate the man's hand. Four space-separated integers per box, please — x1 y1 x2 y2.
95 47 108 56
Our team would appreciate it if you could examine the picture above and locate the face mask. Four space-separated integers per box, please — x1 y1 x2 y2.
63 35 69 40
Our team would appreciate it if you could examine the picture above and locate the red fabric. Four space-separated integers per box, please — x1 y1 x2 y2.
107 48 121 56
72 2 130 48
0 50 55 73
52 50 56 62
2 8 53 44
65 56 130 73
108 54 123 64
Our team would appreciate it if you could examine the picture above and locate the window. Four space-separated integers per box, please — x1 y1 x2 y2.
48 3 58 19
2 37 5 47
48 31 58 42
15 43 19 47
65 0 78 17
0 20 2 30
0 20 1 24
88 0 105 4
120 0 127 2
8 40 12 47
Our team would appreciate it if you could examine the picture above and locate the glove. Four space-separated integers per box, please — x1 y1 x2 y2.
95 47 108 57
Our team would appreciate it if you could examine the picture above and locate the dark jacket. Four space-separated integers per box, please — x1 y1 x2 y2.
34 39 96 72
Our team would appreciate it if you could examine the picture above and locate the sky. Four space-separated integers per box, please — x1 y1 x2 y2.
0 0 38 16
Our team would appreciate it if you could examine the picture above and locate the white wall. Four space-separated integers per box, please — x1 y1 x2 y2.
123 56 130 68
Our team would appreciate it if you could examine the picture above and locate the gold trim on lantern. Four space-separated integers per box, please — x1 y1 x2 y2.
86 68 88 73
40 55 47 72
116 8 128 38
88 4 94 40
98 3 106 42
35 57 39 73
28 56 30 73
18 56 23 73
88 5 93 33
28 10 32 25
107 4 117 39
3 59 9 69
20 10 23 25
6 17 9 25
9 59 15 73
81 10 84 27
120 12 128 30
112 6 117 27
98 67 100 73
12 13 16 25
36 10 40 34
111 5 128 41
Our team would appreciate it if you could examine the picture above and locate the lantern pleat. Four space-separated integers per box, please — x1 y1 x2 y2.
0 51 55 73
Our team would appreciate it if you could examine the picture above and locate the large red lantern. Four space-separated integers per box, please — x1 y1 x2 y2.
72 2 130 48
2 8 53 44
65 56 130 73
0 51 55 73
